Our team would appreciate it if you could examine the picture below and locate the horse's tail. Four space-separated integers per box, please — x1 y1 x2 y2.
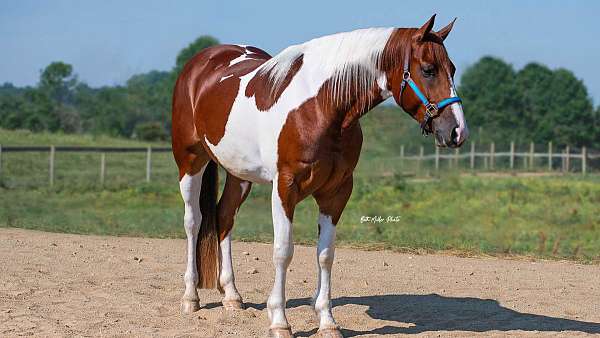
197 160 220 289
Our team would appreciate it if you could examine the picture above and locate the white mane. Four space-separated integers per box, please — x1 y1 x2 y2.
257 28 395 103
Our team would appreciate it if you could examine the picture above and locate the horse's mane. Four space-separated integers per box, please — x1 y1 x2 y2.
257 28 396 105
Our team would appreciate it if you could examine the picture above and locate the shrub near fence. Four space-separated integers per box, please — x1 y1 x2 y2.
0 142 598 189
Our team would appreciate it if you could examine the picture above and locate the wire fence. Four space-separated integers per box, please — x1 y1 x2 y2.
0 142 598 189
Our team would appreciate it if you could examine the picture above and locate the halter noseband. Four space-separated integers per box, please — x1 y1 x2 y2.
399 48 462 136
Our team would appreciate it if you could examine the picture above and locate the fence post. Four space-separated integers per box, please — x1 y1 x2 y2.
548 141 552 171
146 146 152 183
529 142 535 170
418 145 424 173
49 145 55 187
470 142 475 170
565 145 570 173
582 147 587 175
435 146 439 171
100 153 106 186
0 144 2 180
490 142 495 170
509 141 515 170
400 145 404 168
454 148 459 169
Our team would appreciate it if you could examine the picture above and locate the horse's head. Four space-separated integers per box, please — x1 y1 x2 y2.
388 15 468 148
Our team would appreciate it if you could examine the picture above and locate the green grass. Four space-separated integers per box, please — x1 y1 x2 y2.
0 128 169 147
1 173 599 262
1 124 599 262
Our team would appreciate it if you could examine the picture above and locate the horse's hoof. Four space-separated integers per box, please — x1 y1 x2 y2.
181 299 200 314
268 327 294 338
316 328 343 338
222 299 244 310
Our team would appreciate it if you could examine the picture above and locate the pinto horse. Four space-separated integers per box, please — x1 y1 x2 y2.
171 15 468 338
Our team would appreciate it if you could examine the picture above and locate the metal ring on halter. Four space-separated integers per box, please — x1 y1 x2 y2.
402 71 411 81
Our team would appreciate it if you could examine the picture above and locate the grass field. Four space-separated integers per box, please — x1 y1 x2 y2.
1 122 600 262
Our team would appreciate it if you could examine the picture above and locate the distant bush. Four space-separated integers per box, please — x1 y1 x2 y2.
133 121 168 141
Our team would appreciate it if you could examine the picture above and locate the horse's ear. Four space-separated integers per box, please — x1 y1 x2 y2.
437 18 457 41
413 14 436 42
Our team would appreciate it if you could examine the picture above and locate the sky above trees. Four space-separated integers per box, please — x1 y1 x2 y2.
1 1 599 104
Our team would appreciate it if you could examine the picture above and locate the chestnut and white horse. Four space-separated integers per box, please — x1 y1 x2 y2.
171 15 468 338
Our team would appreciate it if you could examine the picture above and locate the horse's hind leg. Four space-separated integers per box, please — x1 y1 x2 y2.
178 160 210 313
218 173 252 309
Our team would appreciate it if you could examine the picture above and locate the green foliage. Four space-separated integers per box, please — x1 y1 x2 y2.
459 56 598 147
174 35 219 76
39 61 77 105
0 35 219 139
0 39 598 149
133 121 168 141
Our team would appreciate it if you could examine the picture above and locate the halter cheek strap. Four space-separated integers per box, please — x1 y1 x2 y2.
399 48 462 136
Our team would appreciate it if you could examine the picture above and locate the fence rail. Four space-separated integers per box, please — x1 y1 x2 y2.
0 142 598 188
0 145 172 187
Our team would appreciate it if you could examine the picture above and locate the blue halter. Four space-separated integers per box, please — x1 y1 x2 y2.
399 51 462 136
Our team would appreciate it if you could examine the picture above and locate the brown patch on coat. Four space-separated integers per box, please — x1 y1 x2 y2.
172 44 271 178
245 54 304 111
274 73 382 220
217 174 252 241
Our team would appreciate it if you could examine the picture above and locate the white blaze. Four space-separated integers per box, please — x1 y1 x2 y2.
449 79 468 144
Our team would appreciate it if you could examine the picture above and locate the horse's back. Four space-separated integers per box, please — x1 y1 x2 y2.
171 44 271 176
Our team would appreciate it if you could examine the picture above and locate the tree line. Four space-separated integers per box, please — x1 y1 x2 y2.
0 35 218 141
0 36 598 147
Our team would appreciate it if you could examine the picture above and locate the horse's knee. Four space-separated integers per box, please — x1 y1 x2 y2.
318 247 334 267
273 242 294 266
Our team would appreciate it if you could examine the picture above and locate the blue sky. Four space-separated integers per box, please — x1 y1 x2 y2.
1 0 599 104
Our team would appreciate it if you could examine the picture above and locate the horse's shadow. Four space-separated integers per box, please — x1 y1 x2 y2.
239 293 600 337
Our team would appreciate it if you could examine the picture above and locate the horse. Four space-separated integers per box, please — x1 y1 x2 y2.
171 14 468 338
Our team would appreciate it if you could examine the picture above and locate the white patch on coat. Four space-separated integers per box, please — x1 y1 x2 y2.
204 28 395 184
258 28 395 103
219 74 234 83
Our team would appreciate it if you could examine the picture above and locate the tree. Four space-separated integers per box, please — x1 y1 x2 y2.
39 62 77 105
458 57 597 147
173 35 219 76
458 56 523 144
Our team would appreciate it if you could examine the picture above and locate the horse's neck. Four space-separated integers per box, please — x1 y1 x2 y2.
336 81 387 130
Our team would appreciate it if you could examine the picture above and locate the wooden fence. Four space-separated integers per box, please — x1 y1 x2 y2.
0 145 171 187
0 142 598 187
396 141 598 174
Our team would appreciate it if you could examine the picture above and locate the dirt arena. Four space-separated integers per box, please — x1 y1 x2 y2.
1 228 599 337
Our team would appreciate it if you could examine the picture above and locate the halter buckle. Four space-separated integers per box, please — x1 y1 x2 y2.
425 102 439 117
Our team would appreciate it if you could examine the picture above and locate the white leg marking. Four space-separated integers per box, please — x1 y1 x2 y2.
179 166 207 307
313 213 338 330
267 176 294 329
219 232 242 304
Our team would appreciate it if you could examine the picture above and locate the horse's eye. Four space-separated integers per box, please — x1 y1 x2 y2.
422 65 436 78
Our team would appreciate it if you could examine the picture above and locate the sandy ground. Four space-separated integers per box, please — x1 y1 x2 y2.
1 228 600 337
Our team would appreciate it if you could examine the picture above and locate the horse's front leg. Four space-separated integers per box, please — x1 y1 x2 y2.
267 174 296 338
312 177 353 338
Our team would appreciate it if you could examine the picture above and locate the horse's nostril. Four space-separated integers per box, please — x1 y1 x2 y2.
451 127 459 143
